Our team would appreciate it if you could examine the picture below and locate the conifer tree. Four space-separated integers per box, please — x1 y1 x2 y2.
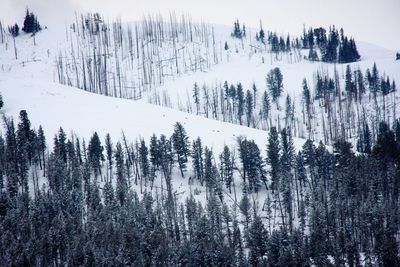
267 127 281 192
262 91 271 127
139 139 150 180
219 145 233 193
266 67 284 106
115 142 127 205
193 83 200 115
236 83 245 125
105 133 113 180
87 132 104 178
247 214 268 266
192 137 204 184
22 8 41 34
245 90 253 127
172 122 190 177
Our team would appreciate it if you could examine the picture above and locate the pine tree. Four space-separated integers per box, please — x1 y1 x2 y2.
239 192 251 229
266 67 284 106
4 117 18 197
22 8 41 34
16 111 33 193
262 91 271 126
172 122 190 177
115 142 127 205
245 90 253 127
345 65 354 95
280 129 295 231
267 127 281 192
54 127 67 163
0 93 3 109
302 79 312 133
37 125 46 163
105 133 113 180
219 145 233 193
150 134 160 171
247 214 268 266
203 147 215 193
192 137 204 184
236 83 245 125
87 132 104 178
193 83 200 115
159 134 173 178
139 140 150 180
8 24 19 37
224 41 229 50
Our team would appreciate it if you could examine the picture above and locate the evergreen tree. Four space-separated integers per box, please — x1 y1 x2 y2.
236 83 245 125
219 145 233 193
262 91 271 125
150 134 160 171
4 117 18 197
280 129 295 231
87 132 104 178
247 214 268 266
8 24 19 37
105 133 113 179
139 139 150 180
245 90 253 127
193 83 200 115
224 41 229 50
192 137 204 184
115 142 127 205
22 8 42 34
203 147 216 193
267 127 281 192
266 67 284 105
172 122 190 177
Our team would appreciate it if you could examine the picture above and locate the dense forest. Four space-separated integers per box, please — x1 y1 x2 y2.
0 110 399 266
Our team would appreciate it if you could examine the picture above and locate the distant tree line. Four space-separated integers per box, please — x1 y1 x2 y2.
302 26 360 63
5 8 41 38
175 62 398 147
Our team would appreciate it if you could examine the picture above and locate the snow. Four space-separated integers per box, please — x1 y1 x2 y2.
0 19 399 217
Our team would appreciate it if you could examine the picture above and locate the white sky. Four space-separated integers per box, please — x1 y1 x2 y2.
0 0 399 50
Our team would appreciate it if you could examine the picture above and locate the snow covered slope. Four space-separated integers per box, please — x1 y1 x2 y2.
0 76 306 154
1 21 398 149
0 20 399 148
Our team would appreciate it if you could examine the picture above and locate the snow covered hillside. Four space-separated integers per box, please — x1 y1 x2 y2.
1 16 399 147
0 75 307 154
1 10 400 267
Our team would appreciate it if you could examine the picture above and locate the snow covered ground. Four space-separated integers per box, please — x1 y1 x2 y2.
0 18 398 266
1 22 398 149
0 19 398 206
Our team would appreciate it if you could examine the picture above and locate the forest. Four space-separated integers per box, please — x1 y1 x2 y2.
0 8 399 267
0 110 398 266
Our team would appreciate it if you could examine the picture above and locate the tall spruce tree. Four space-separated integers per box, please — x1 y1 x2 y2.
266 67 284 106
172 122 190 177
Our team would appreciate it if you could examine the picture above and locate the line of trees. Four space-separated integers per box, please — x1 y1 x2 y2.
153 62 397 148
0 110 399 266
302 26 360 63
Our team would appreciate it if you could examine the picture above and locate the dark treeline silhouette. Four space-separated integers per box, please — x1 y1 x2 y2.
22 8 41 34
302 26 360 63
0 110 399 266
